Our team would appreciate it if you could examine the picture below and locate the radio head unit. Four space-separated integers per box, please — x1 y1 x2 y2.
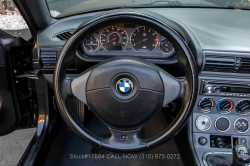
201 80 250 97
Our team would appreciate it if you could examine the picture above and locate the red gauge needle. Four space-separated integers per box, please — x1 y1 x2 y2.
133 38 148 46
237 125 240 128
85 42 93 50
103 37 118 46
161 44 169 52
155 37 158 46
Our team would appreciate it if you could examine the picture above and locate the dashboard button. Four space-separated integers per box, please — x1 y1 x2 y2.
198 137 207 145
240 138 247 144
215 137 224 148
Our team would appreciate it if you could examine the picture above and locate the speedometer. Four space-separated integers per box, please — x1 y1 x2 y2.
100 25 128 51
131 26 158 52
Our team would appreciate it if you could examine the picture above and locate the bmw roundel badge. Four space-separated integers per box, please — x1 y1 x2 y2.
116 78 133 95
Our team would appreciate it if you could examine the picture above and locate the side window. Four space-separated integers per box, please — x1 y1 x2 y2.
0 0 31 40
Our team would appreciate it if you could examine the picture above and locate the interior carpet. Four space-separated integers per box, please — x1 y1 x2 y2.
43 111 184 166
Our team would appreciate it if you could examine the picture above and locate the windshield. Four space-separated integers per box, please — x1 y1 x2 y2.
46 0 250 18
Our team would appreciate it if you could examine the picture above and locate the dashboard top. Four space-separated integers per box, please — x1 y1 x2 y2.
39 8 250 53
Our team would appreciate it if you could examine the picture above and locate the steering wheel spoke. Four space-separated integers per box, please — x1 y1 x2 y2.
57 75 74 101
159 71 183 107
71 70 92 105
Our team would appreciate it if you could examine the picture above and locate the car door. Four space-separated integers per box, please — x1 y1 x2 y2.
0 29 37 136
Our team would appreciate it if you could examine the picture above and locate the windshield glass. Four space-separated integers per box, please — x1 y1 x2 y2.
46 0 250 18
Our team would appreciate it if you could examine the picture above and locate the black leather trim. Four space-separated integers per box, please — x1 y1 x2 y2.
54 13 198 153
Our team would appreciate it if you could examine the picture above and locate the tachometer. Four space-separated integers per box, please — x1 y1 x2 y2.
131 26 158 52
100 25 128 51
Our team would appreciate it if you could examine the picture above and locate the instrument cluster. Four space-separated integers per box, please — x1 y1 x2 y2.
81 24 175 58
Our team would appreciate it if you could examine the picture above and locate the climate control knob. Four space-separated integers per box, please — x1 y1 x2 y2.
236 100 250 115
198 97 215 113
217 99 233 114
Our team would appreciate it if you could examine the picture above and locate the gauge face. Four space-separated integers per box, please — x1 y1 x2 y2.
196 115 211 131
217 99 233 114
234 118 250 133
159 38 174 54
83 36 99 52
236 100 250 115
130 26 158 52
100 25 128 51
215 117 230 132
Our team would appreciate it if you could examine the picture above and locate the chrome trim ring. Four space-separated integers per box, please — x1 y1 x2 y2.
236 99 250 115
234 117 250 134
215 116 231 132
203 152 232 166
195 115 212 131
198 97 215 113
217 98 234 114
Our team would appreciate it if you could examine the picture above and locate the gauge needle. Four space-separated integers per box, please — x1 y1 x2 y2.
103 37 118 46
133 38 148 46
161 44 169 52
85 42 93 50
237 124 240 128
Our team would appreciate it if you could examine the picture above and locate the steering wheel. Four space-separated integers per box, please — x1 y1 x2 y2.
54 14 198 153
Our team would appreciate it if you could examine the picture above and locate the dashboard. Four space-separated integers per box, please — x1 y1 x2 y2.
36 8 250 166
80 23 175 58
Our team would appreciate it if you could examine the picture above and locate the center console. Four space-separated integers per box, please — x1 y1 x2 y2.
192 51 250 166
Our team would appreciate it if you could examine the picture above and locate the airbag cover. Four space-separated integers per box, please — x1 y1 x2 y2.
86 56 164 130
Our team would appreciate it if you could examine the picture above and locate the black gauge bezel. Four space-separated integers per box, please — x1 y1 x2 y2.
158 38 175 54
130 26 158 53
100 25 128 51
82 35 99 52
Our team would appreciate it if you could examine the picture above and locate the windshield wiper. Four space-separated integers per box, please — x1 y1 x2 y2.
128 0 183 7
145 0 182 6
127 0 250 9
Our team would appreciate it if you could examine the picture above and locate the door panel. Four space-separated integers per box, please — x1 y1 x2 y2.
0 35 21 136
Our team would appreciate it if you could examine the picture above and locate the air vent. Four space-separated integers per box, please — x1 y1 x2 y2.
203 55 235 72
51 29 75 41
40 51 57 69
239 58 250 73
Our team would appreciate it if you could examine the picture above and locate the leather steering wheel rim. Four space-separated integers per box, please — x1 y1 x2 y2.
54 13 198 153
